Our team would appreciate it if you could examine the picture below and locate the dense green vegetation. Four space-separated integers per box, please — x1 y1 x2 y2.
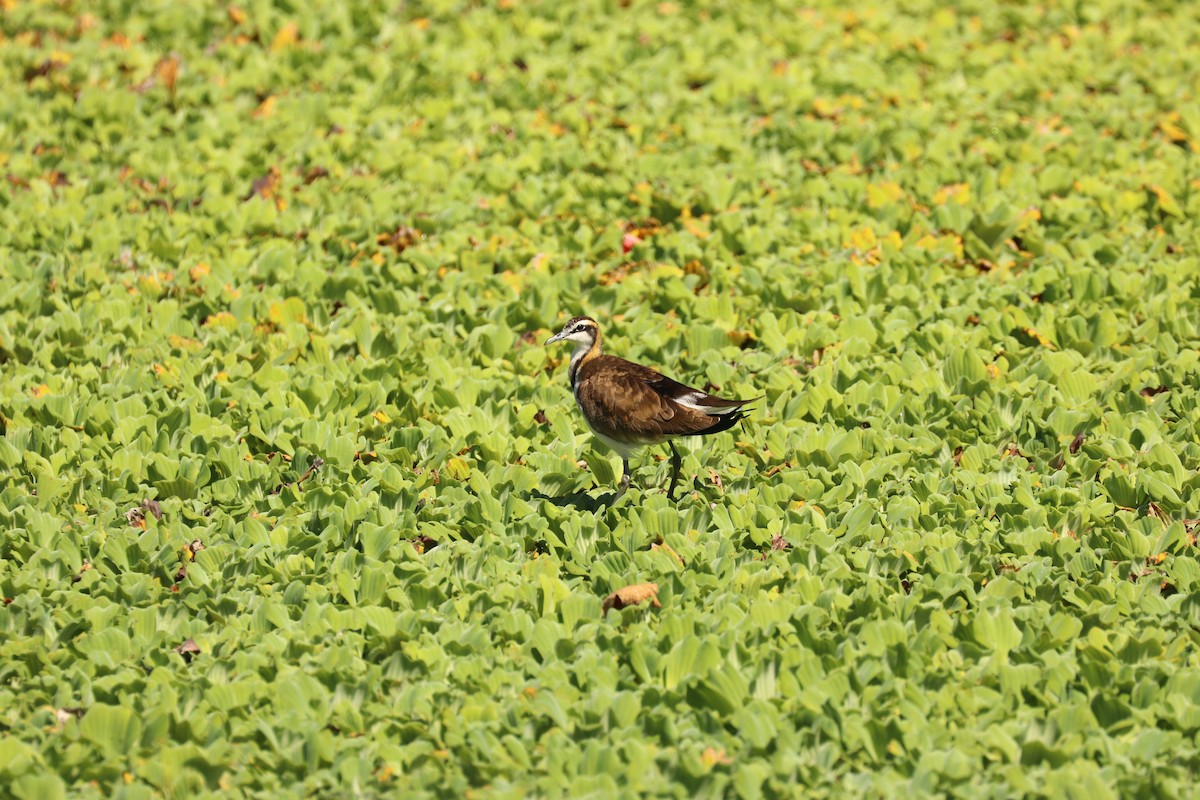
2 0 1199 796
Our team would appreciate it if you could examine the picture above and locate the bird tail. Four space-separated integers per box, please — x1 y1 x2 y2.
686 396 762 437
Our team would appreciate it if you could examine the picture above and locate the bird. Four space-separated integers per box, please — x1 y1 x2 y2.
545 315 759 501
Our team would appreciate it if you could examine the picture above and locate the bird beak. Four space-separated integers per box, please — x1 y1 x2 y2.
545 331 565 345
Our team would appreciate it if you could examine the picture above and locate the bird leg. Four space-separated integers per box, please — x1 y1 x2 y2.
666 441 682 501
613 458 631 501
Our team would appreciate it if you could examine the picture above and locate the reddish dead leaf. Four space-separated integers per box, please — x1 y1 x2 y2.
601 583 661 617
126 507 146 528
770 534 791 551
708 468 723 492
173 638 201 663
952 446 964 466
1147 502 1171 527
1140 385 1168 399
1069 432 1086 454
621 232 642 253
533 409 548 425
42 171 70 188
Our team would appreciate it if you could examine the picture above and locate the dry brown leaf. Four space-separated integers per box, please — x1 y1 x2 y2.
141 498 163 521
601 583 661 617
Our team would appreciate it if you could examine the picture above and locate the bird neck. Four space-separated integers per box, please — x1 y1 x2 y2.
568 334 601 389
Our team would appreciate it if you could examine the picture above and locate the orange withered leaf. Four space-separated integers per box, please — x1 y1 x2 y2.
155 54 180 94
246 167 281 200
251 95 276 119
602 583 661 617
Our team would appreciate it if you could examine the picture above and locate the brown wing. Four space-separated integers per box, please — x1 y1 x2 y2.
576 355 752 442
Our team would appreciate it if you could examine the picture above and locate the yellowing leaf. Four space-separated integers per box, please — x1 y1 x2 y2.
811 97 839 119
31 384 50 398
1015 206 1041 231
372 410 391 425
445 457 470 481
845 226 877 251
866 181 905 208
933 183 971 206
1159 113 1189 144
167 335 203 352
1146 184 1184 218
701 747 733 767
270 21 299 53
204 311 237 329
498 270 525 294
1023 327 1055 348
267 298 307 325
